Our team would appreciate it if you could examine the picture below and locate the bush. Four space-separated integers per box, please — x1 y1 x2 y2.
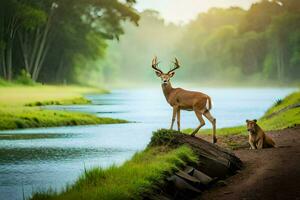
15 69 37 85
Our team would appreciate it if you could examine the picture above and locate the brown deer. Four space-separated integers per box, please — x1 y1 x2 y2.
151 57 217 143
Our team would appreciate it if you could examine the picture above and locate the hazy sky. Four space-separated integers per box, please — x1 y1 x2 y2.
135 0 260 24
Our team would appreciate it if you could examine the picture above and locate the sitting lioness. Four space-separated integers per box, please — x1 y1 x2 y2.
246 119 275 149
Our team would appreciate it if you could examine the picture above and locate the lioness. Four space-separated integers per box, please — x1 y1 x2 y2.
246 119 275 149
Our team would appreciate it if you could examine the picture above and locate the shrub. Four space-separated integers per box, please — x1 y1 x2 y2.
15 69 37 85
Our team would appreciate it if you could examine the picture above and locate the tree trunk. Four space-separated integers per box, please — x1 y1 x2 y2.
3 16 19 80
31 8 55 81
0 50 6 78
18 30 30 72
29 28 41 73
5 40 12 80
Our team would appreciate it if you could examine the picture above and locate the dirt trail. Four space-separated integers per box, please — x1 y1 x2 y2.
199 127 300 200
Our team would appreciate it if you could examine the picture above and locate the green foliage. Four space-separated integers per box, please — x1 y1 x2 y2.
239 0 283 33
0 78 14 86
102 1 300 86
0 0 139 83
31 145 197 200
15 69 37 85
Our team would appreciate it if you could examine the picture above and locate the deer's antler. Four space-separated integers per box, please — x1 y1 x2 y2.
151 56 163 74
168 58 180 74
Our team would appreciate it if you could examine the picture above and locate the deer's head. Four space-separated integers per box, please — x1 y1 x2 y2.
151 57 180 85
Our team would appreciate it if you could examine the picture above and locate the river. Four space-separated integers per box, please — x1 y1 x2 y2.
0 88 295 199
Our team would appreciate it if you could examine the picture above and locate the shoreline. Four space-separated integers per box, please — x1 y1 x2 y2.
30 90 300 199
0 85 127 131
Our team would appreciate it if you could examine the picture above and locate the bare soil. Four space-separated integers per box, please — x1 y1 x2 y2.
197 126 300 200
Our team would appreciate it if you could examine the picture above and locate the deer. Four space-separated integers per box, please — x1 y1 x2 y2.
151 57 217 143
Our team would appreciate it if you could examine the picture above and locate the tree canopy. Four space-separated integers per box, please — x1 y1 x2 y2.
103 0 300 85
0 0 139 82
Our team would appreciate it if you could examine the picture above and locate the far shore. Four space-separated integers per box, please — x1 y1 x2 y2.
0 84 127 130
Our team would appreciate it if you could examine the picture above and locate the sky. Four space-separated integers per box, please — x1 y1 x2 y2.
135 0 260 24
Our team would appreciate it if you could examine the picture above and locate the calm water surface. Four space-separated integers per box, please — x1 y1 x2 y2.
0 88 295 199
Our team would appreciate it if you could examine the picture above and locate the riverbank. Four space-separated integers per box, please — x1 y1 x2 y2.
31 129 242 200
185 90 300 149
32 144 199 200
0 85 127 130
29 91 300 199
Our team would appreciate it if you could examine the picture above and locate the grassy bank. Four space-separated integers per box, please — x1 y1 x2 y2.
0 85 108 106
29 91 300 199
32 145 198 200
0 85 126 130
184 91 300 149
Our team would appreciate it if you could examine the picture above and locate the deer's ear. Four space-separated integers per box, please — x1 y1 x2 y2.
169 71 175 77
155 71 162 77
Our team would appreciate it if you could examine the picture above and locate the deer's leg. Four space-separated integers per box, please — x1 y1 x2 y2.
177 109 180 131
203 110 217 143
191 110 205 137
170 107 177 130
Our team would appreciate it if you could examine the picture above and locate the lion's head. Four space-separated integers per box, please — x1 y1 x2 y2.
246 119 258 133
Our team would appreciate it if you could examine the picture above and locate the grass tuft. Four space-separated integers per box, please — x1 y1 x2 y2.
148 129 182 147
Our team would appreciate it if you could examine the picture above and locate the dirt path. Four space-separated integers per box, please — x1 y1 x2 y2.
199 127 300 200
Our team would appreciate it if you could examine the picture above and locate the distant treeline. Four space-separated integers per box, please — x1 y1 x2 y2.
0 0 139 83
104 0 300 86
1 0 299 85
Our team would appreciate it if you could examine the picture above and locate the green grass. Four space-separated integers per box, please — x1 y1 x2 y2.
0 107 127 130
24 97 91 106
264 91 300 116
0 85 107 106
31 145 198 200
0 85 126 130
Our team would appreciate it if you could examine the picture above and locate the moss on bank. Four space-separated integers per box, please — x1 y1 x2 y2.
31 145 198 200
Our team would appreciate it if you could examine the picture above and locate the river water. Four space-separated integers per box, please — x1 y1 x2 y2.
0 88 295 199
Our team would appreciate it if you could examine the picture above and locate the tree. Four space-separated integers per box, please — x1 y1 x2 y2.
0 0 139 82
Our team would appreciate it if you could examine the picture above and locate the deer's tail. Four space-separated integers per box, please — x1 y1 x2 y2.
206 96 212 110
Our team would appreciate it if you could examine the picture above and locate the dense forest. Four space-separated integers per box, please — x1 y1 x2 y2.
0 0 139 83
104 0 300 86
0 0 299 86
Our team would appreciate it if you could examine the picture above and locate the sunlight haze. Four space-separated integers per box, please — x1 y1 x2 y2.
136 0 260 24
